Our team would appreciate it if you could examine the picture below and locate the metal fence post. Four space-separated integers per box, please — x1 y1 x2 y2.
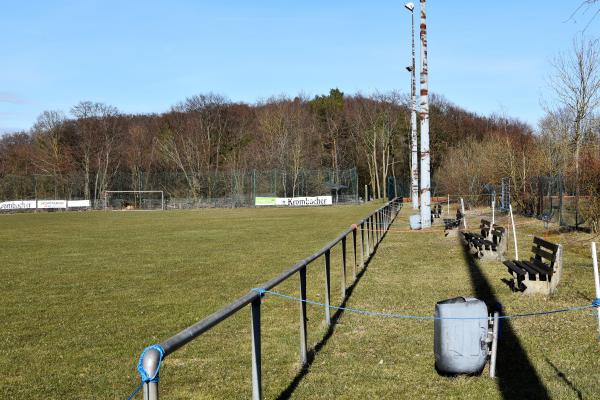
352 226 357 279
298 266 308 366
251 298 262 400
368 214 373 253
141 349 161 400
324 250 331 325
360 221 366 268
364 218 369 258
143 381 159 400
378 210 382 240
341 237 347 298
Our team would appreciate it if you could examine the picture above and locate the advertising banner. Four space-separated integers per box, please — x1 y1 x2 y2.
0 200 37 210
37 200 67 209
255 196 333 207
67 200 91 208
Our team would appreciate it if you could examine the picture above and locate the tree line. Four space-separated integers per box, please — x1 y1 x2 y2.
0 89 534 205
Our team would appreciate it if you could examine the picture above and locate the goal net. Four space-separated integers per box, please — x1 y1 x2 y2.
104 191 164 210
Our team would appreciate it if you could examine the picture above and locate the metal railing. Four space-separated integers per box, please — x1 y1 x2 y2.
137 198 403 400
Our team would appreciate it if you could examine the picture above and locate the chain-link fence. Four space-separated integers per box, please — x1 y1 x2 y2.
498 175 592 230
0 168 360 209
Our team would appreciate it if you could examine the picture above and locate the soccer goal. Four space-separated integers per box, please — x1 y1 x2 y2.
104 191 165 211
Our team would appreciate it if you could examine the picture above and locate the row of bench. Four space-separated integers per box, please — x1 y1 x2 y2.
462 219 506 261
459 218 562 296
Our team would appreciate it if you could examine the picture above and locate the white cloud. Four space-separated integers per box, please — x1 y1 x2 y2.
0 91 29 105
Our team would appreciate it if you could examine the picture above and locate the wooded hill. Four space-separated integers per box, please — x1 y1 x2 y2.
0 89 533 203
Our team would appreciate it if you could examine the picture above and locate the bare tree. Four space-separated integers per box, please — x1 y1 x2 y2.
158 94 230 199
71 101 121 203
31 110 70 198
568 1 600 30
549 37 600 226
347 93 402 199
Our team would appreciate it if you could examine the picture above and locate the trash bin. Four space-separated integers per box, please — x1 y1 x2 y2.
409 214 421 230
434 297 489 375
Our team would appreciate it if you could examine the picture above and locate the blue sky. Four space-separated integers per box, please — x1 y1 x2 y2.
1 1 599 134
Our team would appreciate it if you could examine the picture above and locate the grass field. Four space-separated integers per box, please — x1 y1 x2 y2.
2 202 600 399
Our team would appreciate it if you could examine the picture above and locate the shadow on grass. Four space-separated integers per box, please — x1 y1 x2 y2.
275 222 389 400
460 243 550 400
545 357 583 400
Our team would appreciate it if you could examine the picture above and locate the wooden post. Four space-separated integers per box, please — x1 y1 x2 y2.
324 250 331 325
509 204 519 260
298 266 308 365
592 242 600 337
250 298 262 400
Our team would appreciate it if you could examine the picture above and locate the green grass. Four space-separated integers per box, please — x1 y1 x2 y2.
1 202 600 399
0 203 382 399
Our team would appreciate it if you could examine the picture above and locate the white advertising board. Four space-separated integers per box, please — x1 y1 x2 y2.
255 196 333 207
0 200 37 210
37 200 67 209
67 200 91 208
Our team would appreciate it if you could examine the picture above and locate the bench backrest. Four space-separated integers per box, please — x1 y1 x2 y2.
480 219 491 237
531 236 559 272
491 226 505 241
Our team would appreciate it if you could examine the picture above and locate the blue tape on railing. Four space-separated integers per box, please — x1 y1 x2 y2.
252 288 266 297
592 298 600 307
254 289 596 321
137 344 165 383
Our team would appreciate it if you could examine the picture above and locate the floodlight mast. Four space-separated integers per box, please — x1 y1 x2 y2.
405 1 419 210
419 0 432 228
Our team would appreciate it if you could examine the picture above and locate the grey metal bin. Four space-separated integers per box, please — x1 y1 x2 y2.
434 297 492 375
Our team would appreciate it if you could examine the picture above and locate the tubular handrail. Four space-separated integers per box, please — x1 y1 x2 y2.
137 198 402 400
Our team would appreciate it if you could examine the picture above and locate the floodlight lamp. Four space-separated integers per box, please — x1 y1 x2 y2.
406 66 413 72
404 2 415 12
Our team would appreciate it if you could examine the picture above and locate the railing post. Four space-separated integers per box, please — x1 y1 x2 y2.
298 266 308 366
141 349 161 400
352 226 357 279
373 213 378 248
251 298 262 400
377 211 381 241
364 218 369 258
341 237 347 298
360 221 366 268
143 382 159 400
324 249 331 325
368 215 373 255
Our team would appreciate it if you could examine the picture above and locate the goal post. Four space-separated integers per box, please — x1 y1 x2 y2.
104 190 165 211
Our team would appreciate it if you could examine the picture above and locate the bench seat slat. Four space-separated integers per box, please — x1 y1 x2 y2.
504 260 525 276
522 260 549 280
514 260 539 279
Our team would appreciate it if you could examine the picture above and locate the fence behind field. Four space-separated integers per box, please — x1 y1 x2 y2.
0 168 360 209
133 198 402 400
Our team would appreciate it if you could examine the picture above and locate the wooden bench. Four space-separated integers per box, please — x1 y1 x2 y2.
503 236 563 295
443 209 464 237
462 219 506 261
